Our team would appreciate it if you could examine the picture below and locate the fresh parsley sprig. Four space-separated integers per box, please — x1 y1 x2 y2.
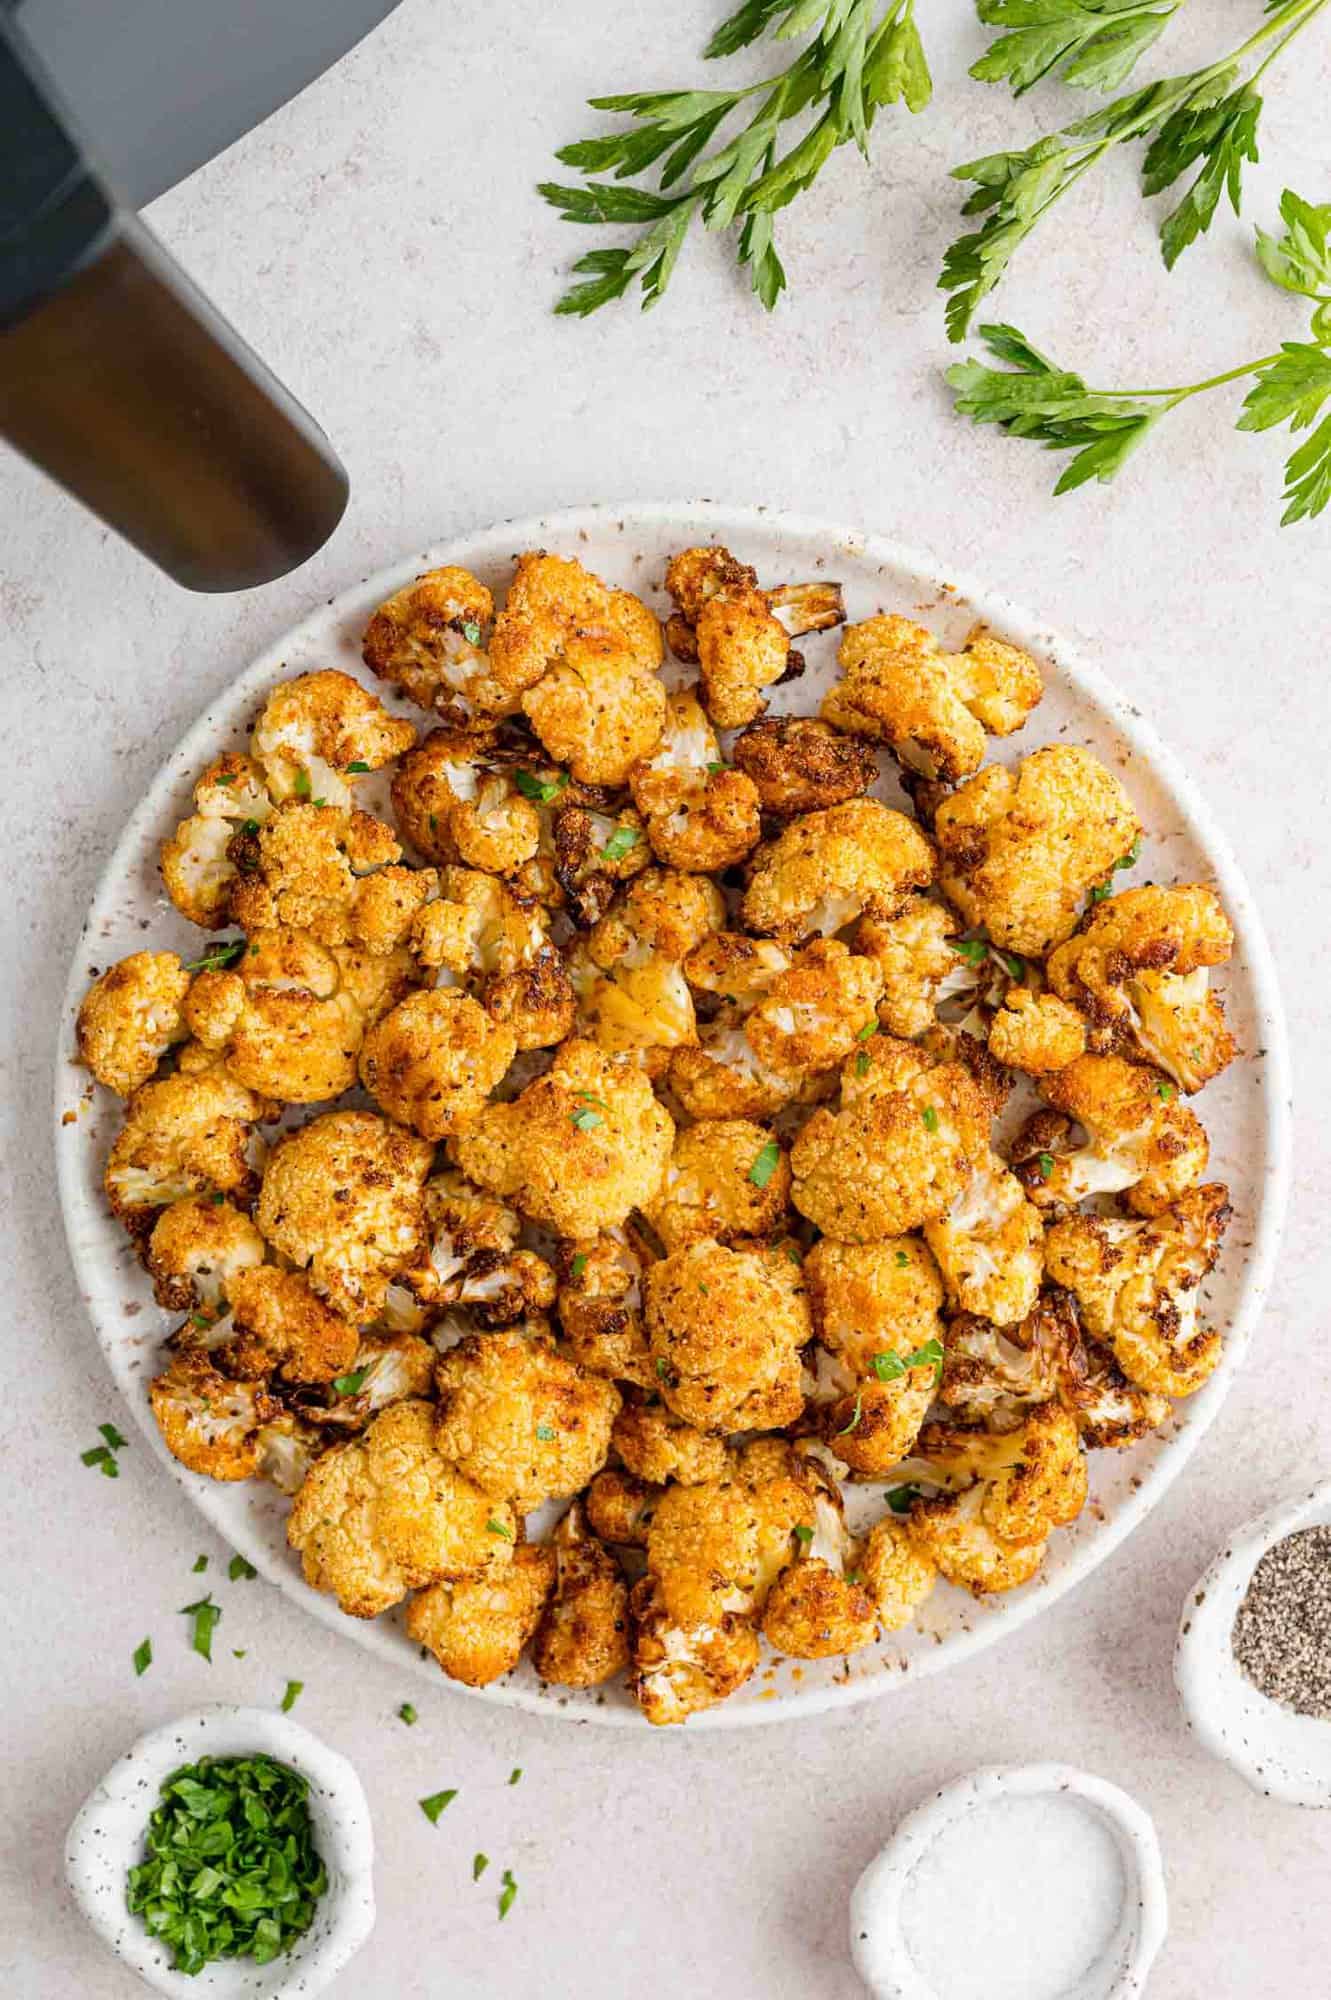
541 0 931 316
942 0 1331 339
945 191 1331 522
970 0 1181 98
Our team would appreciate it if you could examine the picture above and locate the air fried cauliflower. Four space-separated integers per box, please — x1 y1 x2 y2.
733 715 878 818
251 669 416 808
434 1324 621 1511
362 565 501 713
149 1351 282 1482
145 1194 266 1312
358 988 516 1139
628 688 762 871
106 1069 274 1231
987 986 1086 1074
740 798 935 944
642 1118 791 1252
903 1402 1087 1594
401 1171 556 1326
923 1147 1044 1327
522 630 667 787
532 1501 631 1688
390 722 541 874
643 1238 810 1432
406 1543 556 1688
76 951 190 1096
1013 1053 1209 1217
160 751 275 929
823 615 1041 783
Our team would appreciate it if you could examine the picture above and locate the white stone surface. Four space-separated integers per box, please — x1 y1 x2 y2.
2 1 1329 1995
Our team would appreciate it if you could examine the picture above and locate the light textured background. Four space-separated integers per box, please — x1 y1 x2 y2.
3 1 1329 1995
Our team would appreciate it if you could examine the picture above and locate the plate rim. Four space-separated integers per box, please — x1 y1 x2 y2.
55 498 1292 1731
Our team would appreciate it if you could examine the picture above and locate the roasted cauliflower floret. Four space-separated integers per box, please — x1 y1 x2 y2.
903 1402 1087 1594
358 988 515 1140
628 688 762 871
160 751 275 929
251 669 416 808
221 1266 360 1386
451 1039 673 1236
149 1351 281 1482
1044 1184 1231 1398
643 1118 791 1252
287 1400 514 1619
227 800 413 950
666 547 791 729
390 723 541 874
823 616 1041 783
362 565 500 713
790 1038 989 1242
144 1194 266 1312
923 1147 1043 1327
854 902 972 1040
568 872 724 1066
611 1404 730 1487
762 1558 880 1659
522 629 666 787
293 1329 438 1432
406 1543 556 1688
740 799 935 945
106 1069 273 1230
987 986 1086 1074
1045 883 1236 1092
732 716 878 818
645 1439 816 1625
256 1109 434 1319
549 797 651 926
532 1501 631 1687
401 1171 555 1325
935 746 1142 957
629 1575 759 1726
434 1323 621 1510
555 1229 655 1387
413 866 576 1051
1014 1054 1209 1217
183 927 389 1104
643 1239 811 1432
586 1465 660 1546
859 1515 937 1632
77 951 190 1096
805 1236 945 1386
489 550 663 709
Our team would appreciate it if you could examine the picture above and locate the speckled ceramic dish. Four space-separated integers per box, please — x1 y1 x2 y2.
55 501 1290 1728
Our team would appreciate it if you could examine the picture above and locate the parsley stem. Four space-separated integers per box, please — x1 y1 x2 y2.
1247 0 1331 85
1107 355 1284 401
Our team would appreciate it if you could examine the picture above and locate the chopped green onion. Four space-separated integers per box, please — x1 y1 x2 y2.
133 1637 152 1677
748 1137 781 1189
419 1789 458 1824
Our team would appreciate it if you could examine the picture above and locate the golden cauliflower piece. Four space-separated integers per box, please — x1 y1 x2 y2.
1044 1183 1231 1398
555 1228 655 1387
160 751 275 929
761 1559 880 1659
904 1402 1087 1594
629 1574 759 1726
222 1266 360 1386
645 1438 815 1624
665 545 842 730
643 1118 791 1252
611 1404 730 1486
628 688 762 872
924 1147 1043 1327
532 1501 631 1688
256 1109 434 1319
251 669 415 808
434 1324 621 1511
987 987 1086 1074
804 1235 944 1471
227 800 414 951
390 722 541 874
568 871 724 1067
790 1037 990 1242
287 1400 514 1619
144 1194 266 1312
451 1039 673 1236
586 1465 660 1545
292 1329 438 1433
740 798 935 945
935 746 1142 957
358 988 515 1140
401 1171 555 1325
859 1515 937 1632
854 902 971 1040
1045 883 1236 1092
522 630 666 787
406 1543 556 1687
489 550 663 709
77 951 190 1096
823 615 1041 783
106 1069 273 1231
362 565 501 713
413 866 576 1051
548 795 651 926
732 716 877 818
1014 1053 1209 1217
643 1239 811 1431
149 1351 281 1482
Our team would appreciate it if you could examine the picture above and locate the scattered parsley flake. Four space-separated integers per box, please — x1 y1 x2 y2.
229 1553 258 1581
569 1252 589 1280
462 621 483 645
600 826 641 864
873 1338 945 1384
214 772 237 785
921 1106 940 1132
399 1703 418 1726
333 1370 368 1397
192 1554 208 1573
1157 1080 1175 1100
486 1518 515 1540
748 1137 781 1188
183 937 247 974
1000 951 1024 980
887 1484 922 1515
180 1594 221 1662
508 1766 523 1785
706 760 725 774
293 770 312 799
1037 1151 1056 1180
345 759 372 774
895 1249 909 1267
100 1422 128 1451
420 1789 458 1824
855 1049 871 1078
473 1852 490 1880
281 1680 303 1713
133 1637 152 1677
515 768 568 804
792 1523 814 1546
571 1105 604 1132
856 1018 879 1041
80 1444 119 1478
655 1357 670 1381
536 1422 557 1442
948 936 988 965
498 1869 518 1920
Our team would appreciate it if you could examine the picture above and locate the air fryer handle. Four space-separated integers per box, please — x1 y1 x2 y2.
0 15 348 592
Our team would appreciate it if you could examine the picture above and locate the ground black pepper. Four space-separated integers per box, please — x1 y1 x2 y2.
1231 1525 1331 1719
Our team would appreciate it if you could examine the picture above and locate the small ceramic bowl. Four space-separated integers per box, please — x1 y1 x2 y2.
65 1705 375 1997
849 1763 1167 2000
1175 1478 1331 1807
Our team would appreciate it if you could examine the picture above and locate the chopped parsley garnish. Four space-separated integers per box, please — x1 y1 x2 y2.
837 1390 864 1436
515 768 568 804
1157 1080 1175 1100
536 1422 557 1442
192 1554 208 1573
705 760 725 774
1116 839 1141 872
333 1369 368 1396
126 1754 327 1975
748 1137 781 1188
293 770 313 798
654 1357 670 1380
855 1048 872 1077
473 1852 490 1880
81 1443 120 1478
887 1484 922 1515
214 772 237 785
280 1680 303 1712
895 1249 909 1267
999 951 1024 980
183 937 247 974
948 936 988 965
600 825 641 864
873 1338 945 1384
1037 1151 1056 1180
783 1242 803 1265
419 1789 458 1824
462 620 483 645
1089 881 1114 904
228 1553 257 1582
792 1522 814 1546
498 1869 519 1920
571 1104 604 1132
100 1422 128 1450
569 1252 589 1281
345 759 372 773
399 1704 418 1726
508 1767 523 1786
180 1594 221 1662
240 817 261 835
856 1018 879 1041
486 1518 514 1540
133 1637 152 1677
921 1106 940 1132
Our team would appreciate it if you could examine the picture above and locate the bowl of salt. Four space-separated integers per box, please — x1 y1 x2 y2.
1175 1478 1331 1807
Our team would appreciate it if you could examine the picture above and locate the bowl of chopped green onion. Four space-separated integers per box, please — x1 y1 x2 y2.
65 1705 374 1995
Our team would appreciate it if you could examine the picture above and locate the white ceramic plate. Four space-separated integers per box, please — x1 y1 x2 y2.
56 501 1291 1729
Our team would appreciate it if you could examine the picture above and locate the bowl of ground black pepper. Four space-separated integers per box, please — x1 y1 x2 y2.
1175 1481 1331 1808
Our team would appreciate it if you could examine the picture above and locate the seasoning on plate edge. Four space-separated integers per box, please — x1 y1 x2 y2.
1232 1525 1331 1719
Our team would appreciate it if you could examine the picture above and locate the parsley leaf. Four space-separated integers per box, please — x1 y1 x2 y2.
921 1106 940 1132
229 1553 257 1582
515 768 568 804
508 1766 523 1785
280 1680 303 1712
345 759 372 774
887 1483 922 1514
399 1703 418 1726
571 1105 604 1132
600 826 641 864
420 1789 458 1824
792 1521 815 1545
570 1252 589 1281
100 1422 128 1451
873 1337 945 1384
971 0 1180 98
486 1517 515 1540
133 1637 152 1677
180 1594 222 1662
948 936 988 965
182 937 247 975
333 1369 369 1396
473 1851 490 1880
498 1868 519 1920
748 1137 781 1188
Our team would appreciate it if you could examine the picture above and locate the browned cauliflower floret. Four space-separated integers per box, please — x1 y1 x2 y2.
256 1109 434 1319
292 1328 438 1433
413 866 576 1051
643 1239 811 1431
451 1039 673 1236
854 902 970 1040
987 987 1086 1074
489 550 663 710
645 1438 816 1625
1044 1184 1231 1398
823 616 1041 783
859 1515 937 1632
935 746 1142 957
549 796 651 926
390 723 542 874
555 1228 655 1387
744 937 884 1077
106 1069 274 1231
532 1501 631 1688
628 688 762 871
1013 1054 1209 1217
522 630 666 787
902 1402 1087 1594
587 1466 660 1545
740 799 935 945
923 1147 1043 1327
643 1118 791 1252
761 1559 880 1659
434 1323 621 1510
568 871 725 1067
358 988 515 1140
732 716 878 817
287 1400 514 1619
149 1351 282 1482
362 565 501 713
227 800 414 950
629 1574 759 1726
221 1266 360 1386
251 669 416 808
405 1543 556 1687
790 1037 989 1242
611 1404 730 1486
400 1171 555 1326
77 951 190 1095
665 546 842 730
160 752 276 929
145 1195 266 1312
804 1236 944 1470
1045 883 1236 1092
